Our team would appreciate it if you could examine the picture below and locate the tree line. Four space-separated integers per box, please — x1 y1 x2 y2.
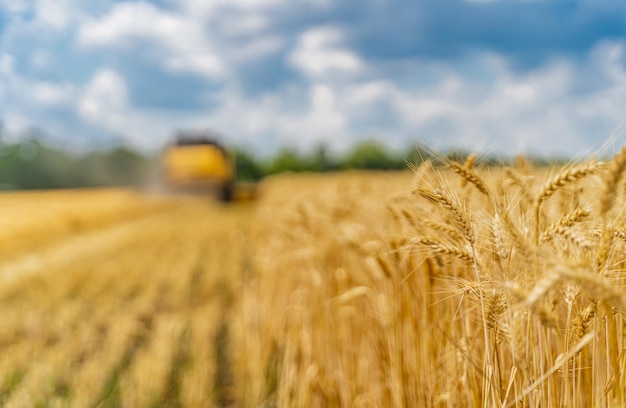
0 139 428 189
0 137 563 190
234 141 423 182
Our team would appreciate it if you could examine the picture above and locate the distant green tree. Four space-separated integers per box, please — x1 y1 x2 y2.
0 140 77 189
74 147 152 187
343 140 401 170
265 148 310 174
310 144 340 172
0 137 156 190
234 149 264 182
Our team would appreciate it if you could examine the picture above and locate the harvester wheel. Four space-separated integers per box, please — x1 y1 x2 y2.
220 183 234 202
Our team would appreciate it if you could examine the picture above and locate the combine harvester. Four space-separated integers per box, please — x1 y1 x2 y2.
162 130 256 202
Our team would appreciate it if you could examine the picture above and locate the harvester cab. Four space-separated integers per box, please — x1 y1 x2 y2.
162 131 236 201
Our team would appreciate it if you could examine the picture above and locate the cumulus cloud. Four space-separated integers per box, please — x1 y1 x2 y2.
30 83 74 106
288 26 364 78
78 69 129 125
208 42 626 157
77 2 226 79
279 85 348 148
0 52 75 109
0 51 80 144
74 68 197 149
9 46 625 157
216 13 269 37
168 0 287 18
33 0 74 29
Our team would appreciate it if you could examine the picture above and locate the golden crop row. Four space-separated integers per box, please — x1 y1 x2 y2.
0 201 250 407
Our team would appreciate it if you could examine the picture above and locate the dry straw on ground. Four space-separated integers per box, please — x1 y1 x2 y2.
0 193 249 408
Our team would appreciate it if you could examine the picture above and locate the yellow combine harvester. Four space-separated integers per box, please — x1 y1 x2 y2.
162 132 236 201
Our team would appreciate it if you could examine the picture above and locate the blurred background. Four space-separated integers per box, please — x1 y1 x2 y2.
1 0 626 188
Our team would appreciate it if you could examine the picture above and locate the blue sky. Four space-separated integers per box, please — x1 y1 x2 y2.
1 0 626 157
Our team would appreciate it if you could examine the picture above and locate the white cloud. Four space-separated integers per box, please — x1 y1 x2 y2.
0 52 75 108
0 52 78 142
169 0 286 18
591 41 626 84
391 92 460 124
265 47 626 157
165 83 352 154
104 43 626 156
1 113 29 137
289 26 363 78
77 2 226 79
78 68 129 127
344 80 392 107
78 2 181 46
223 0 286 9
31 82 74 106
34 0 73 29
418 54 624 156
282 84 347 147
73 68 207 149
216 13 269 36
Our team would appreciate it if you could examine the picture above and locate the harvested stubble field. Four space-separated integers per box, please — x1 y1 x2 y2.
1 152 626 407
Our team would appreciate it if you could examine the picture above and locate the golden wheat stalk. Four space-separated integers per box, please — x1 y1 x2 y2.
412 237 474 263
537 162 602 207
534 161 602 244
417 188 475 244
556 227 594 251
401 209 464 241
498 207 533 261
449 161 490 197
459 153 478 188
570 306 594 346
540 207 591 242
595 225 614 274
491 213 510 263
600 146 626 216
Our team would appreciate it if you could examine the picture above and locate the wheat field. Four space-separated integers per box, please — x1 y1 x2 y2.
0 153 625 407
